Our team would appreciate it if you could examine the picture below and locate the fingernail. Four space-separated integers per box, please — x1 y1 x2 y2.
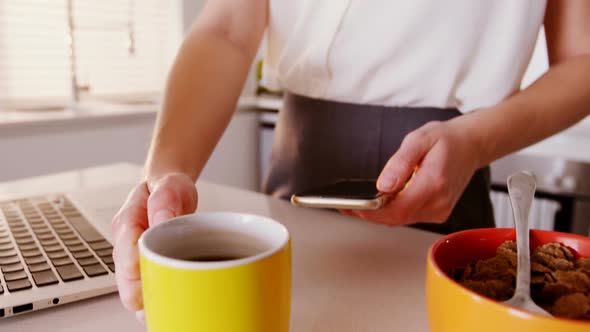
151 209 174 226
378 174 398 192
135 310 145 324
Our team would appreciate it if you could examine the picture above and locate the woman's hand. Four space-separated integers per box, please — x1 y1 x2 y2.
343 120 483 226
111 173 198 315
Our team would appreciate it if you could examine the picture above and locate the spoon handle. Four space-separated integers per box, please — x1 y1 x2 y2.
507 172 536 298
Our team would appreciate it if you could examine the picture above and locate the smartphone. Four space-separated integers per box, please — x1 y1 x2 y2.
290 179 390 210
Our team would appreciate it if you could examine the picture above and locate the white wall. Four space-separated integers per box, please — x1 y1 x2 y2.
201 110 260 190
182 0 206 31
0 116 153 182
522 28 549 88
0 109 260 190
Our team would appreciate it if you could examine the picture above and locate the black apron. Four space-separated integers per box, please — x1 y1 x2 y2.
263 93 495 234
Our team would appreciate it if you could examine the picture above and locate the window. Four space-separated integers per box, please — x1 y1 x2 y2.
0 0 182 110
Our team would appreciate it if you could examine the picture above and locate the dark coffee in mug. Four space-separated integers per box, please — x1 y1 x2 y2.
185 255 247 262
158 231 271 263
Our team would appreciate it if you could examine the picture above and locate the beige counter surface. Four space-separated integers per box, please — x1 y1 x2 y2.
0 163 440 331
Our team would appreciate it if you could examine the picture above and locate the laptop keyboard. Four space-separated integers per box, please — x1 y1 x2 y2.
0 195 114 295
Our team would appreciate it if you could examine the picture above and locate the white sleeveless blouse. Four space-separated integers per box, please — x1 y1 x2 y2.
263 0 547 112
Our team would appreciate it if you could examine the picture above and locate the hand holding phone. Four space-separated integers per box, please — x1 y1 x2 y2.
290 179 390 210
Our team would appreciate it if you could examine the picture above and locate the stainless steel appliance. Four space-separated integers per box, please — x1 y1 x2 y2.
491 154 590 236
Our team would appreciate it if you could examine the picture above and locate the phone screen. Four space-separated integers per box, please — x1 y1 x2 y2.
296 180 379 200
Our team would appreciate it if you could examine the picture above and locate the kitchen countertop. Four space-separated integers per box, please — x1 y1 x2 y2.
0 95 278 131
0 100 158 132
0 163 440 331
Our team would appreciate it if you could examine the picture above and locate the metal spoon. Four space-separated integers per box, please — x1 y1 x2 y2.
504 171 551 316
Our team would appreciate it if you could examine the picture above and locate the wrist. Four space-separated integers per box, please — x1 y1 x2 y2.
144 159 198 185
144 144 202 182
144 171 196 195
448 111 495 169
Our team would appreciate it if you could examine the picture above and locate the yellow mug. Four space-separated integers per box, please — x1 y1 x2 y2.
139 212 291 332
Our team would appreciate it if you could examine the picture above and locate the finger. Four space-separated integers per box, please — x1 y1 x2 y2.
383 168 442 224
147 174 198 227
135 310 146 325
113 221 146 311
377 129 436 193
111 182 149 234
410 173 458 223
353 185 409 224
150 208 175 228
408 141 458 224
117 277 143 312
360 169 437 225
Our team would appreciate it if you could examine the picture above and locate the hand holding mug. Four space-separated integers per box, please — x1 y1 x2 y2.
111 173 198 312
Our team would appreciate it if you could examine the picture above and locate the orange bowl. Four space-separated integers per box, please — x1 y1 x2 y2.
426 228 590 332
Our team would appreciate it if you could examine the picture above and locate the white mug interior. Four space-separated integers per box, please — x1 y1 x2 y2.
138 212 289 270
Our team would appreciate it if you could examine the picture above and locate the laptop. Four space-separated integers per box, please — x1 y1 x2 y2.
0 182 131 319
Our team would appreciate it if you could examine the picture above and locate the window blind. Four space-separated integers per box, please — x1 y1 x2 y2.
0 0 182 110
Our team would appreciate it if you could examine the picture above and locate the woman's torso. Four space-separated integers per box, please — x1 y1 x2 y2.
263 0 547 112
